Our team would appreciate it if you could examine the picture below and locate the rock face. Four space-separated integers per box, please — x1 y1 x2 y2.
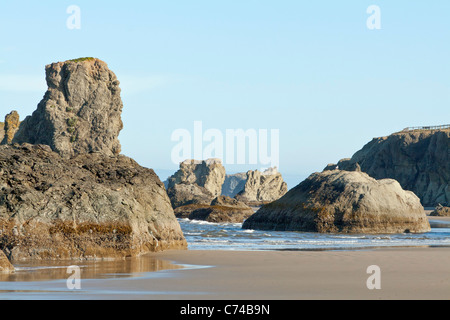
243 170 430 234
175 196 254 223
221 172 247 198
235 167 288 206
0 58 187 260
430 205 450 217
329 129 449 207
1 111 20 145
11 58 123 158
0 144 187 260
167 159 226 208
0 250 14 273
167 183 214 208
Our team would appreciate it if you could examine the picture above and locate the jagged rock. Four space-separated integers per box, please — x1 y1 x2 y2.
235 167 288 206
323 163 338 171
0 143 187 260
0 250 14 273
1 111 20 145
167 159 226 208
0 122 4 143
12 58 123 158
430 205 450 217
174 196 254 223
243 169 430 234
222 172 247 198
335 129 449 207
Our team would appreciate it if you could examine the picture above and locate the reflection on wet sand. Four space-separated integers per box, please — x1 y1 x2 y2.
0 254 182 282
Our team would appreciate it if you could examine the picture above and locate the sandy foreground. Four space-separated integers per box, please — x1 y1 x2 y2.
1 216 449 300
2 247 449 300
146 247 450 300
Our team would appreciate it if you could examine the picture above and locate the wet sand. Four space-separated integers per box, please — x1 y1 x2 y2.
3 247 448 300
150 247 450 300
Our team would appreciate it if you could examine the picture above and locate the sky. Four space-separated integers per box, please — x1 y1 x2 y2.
1 1 449 188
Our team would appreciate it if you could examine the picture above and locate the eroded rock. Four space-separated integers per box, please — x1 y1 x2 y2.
167 159 226 208
12 58 123 158
235 167 288 206
243 169 430 234
0 143 187 260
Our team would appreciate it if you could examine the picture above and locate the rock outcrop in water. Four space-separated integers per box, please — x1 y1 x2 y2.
174 196 254 223
235 167 288 206
10 58 123 158
243 169 430 234
167 159 226 208
0 143 187 260
430 205 450 217
326 128 450 207
0 58 187 261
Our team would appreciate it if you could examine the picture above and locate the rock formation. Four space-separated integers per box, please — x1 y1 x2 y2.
167 159 226 208
430 205 450 217
0 111 20 145
0 58 187 261
0 250 14 273
0 144 187 260
243 169 430 234
10 58 123 158
327 129 449 207
167 183 214 208
221 172 247 198
235 167 288 206
175 196 254 223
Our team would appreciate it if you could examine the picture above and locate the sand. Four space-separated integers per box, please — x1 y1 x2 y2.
2 215 449 300
2 247 449 300
146 247 450 300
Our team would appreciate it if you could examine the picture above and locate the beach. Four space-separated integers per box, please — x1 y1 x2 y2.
1 216 449 300
148 247 450 300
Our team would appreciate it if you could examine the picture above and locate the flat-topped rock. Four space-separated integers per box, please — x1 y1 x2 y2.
0 143 187 260
175 196 254 223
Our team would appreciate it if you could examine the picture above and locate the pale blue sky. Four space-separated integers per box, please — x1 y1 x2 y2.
1 1 449 188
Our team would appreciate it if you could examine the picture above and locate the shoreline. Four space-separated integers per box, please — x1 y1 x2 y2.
0 215 449 300
0 246 449 300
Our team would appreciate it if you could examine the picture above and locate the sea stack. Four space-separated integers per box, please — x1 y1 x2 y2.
0 58 187 260
166 158 226 208
235 167 288 206
10 58 123 158
243 169 430 234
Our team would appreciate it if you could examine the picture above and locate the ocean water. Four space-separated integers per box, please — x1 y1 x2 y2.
179 218 450 251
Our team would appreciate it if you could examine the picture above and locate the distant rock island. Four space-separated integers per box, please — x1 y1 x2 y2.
0 58 186 264
430 204 450 217
243 169 430 234
327 126 449 207
165 159 287 222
